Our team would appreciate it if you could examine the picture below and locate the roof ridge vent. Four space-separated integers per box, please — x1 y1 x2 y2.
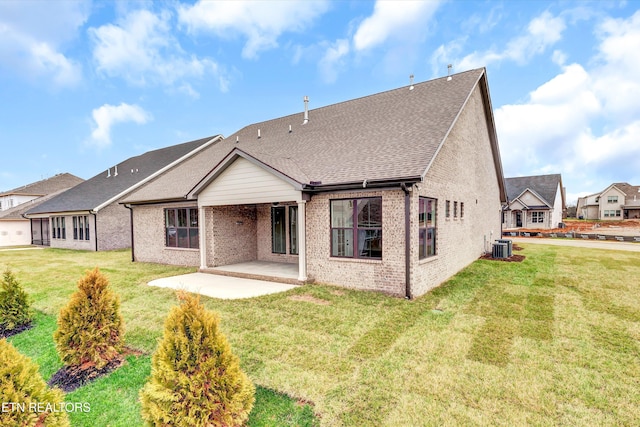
303 96 309 125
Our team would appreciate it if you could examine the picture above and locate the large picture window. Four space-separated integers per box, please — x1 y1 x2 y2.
419 197 437 259
331 197 382 259
165 208 199 249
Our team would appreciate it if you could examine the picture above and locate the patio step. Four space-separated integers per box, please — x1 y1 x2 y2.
199 268 307 286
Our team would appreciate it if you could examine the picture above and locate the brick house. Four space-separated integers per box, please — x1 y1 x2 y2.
502 174 566 230
123 68 506 298
577 182 640 220
24 136 220 250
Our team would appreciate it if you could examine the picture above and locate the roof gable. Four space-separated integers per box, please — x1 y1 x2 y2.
125 68 506 203
505 174 562 208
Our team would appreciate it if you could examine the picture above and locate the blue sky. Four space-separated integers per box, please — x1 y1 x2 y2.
1 1 639 205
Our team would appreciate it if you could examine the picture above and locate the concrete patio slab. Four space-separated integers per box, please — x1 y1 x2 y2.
148 272 298 300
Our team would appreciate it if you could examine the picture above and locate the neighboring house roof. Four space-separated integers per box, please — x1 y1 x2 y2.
505 174 564 209
0 173 83 197
0 189 70 220
26 136 220 215
124 68 506 204
608 182 640 197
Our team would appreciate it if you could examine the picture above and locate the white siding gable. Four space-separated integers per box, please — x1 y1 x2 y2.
509 199 526 210
520 190 546 207
198 157 301 207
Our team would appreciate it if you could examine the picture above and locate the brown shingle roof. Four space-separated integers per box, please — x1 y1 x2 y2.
124 68 503 204
1 173 84 197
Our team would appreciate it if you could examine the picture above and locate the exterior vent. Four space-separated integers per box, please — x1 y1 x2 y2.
495 239 513 257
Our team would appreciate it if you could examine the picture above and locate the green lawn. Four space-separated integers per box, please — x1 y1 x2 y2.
2 245 639 426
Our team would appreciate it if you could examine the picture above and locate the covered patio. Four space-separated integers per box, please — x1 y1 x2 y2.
201 260 301 285
191 151 309 283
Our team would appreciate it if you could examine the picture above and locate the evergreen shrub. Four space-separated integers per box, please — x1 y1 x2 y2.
53 267 124 369
0 268 33 334
0 338 70 427
140 292 255 426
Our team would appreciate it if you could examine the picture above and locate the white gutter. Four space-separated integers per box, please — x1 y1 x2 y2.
93 135 223 213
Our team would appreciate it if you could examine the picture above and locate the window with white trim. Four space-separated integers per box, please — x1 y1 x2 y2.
531 211 544 223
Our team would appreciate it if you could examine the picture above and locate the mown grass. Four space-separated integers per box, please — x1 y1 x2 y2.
2 244 639 426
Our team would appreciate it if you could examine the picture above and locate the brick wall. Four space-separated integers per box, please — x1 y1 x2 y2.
306 190 406 296
49 214 95 251
132 203 200 266
209 205 257 266
410 84 502 296
96 202 132 251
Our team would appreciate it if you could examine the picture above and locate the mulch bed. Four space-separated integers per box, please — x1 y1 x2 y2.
479 253 526 262
48 347 145 392
0 321 34 339
512 244 524 251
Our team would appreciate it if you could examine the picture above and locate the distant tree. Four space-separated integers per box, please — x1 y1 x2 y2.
0 268 33 335
566 205 577 218
53 267 124 369
140 292 255 427
0 338 70 427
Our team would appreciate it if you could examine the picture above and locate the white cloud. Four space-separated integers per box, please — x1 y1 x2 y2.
591 10 640 122
90 9 228 93
0 1 88 87
87 103 152 148
353 0 442 51
456 11 566 70
496 11 640 197
318 39 350 83
177 0 330 59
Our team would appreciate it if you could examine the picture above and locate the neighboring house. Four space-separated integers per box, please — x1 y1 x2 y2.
0 174 84 247
24 136 221 250
123 68 507 298
577 182 640 220
502 174 566 230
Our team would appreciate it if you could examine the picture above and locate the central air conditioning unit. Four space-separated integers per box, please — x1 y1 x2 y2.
495 239 513 257
492 242 508 259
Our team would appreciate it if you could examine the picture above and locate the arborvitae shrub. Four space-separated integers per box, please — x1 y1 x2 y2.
0 339 70 427
0 268 33 333
140 292 255 427
53 267 124 369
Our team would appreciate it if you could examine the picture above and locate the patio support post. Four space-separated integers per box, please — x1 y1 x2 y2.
297 200 307 282
199 206 207 270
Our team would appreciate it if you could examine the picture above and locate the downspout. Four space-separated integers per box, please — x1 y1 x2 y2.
124 204 134 262
91 212 98 252
401 183 412 300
